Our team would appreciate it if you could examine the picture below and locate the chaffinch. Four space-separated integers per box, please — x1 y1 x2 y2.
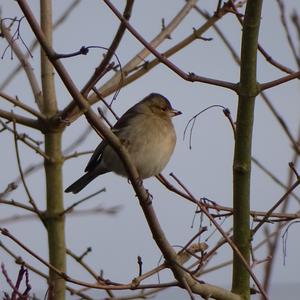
65 93 181 194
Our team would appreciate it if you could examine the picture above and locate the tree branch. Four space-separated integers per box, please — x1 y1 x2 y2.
16 1 241 298
232 1 265 299
103 0 236 91
0 92 46 120
0 109 41 129
1 21 43 111
60 0 201 121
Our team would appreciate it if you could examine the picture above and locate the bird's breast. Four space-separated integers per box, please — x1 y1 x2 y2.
128 116 176 178
102 114 176 179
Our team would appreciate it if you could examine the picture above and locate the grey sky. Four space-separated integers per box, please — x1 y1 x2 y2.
1 1 300 299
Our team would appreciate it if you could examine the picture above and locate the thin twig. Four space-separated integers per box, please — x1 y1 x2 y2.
0 241 95 300
0 198 36 214
157 174 300 221
0 182 18 197
183 105 235 149
59 0 136 121
260 91 300 154
229 1 300 77
252 157 300 203
0 92 46 120
169 172 268 299
1 263 27 299
80 0 135 97
102 0 236 91
11 119 45 225
92 86 119 121
197 3 300 155
1 21 43 110
61 0 202 121
0 0 82 91
252 178 300 235
0 227 189 291
66 249 107 283
276 0 300 67
0 119 49 159
177 228 207 256
63 150 93 161
0 205 121 225
62 188 106 215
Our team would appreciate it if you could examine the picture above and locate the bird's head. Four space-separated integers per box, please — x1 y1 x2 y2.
140 93 182 119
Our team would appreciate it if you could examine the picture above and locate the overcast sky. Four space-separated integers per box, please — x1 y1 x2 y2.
1 1 300 299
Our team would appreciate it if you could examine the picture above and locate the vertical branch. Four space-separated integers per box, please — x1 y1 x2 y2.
40 0 56 116
232 1 263 299
40 1 66 299
44 131 65 300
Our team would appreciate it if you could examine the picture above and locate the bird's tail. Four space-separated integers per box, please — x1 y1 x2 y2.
65 171 99 194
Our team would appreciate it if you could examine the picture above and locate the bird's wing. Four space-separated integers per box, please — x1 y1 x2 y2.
84 106 143 173
83 126 124 173
113 108 139 130
84 140 107 172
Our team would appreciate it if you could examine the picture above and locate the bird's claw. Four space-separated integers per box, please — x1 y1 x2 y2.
145 190 153 205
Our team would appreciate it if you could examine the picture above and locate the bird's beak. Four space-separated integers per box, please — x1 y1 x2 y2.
170 109 182 117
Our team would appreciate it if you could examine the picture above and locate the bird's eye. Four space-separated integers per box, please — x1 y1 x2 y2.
161 106 168 111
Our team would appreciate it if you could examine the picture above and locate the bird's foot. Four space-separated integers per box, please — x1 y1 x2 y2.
145 190 153 205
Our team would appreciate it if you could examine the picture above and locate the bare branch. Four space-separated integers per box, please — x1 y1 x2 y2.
102 0 236 91
260 70 300 90
252 157 300 204
62 187 106 215
0 91 46 120
80 0 135 97
0 109 41 129
12 119 45 224
15 2 243 297
60 0 233 123
252 178 300 235
0 0 82 90
276 0 300 67
0 241 95 300
1 21 43 111
0 119 48 159
169 173 267 298
0 198 36 214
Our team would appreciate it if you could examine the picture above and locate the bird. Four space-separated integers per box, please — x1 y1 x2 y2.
65 93 181 194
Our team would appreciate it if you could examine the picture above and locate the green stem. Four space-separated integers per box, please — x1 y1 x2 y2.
40 1 66 299
44 132 65 299
232 1 263 299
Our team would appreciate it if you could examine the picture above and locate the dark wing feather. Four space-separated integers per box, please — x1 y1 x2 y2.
84 140 107 172
113 105 141 130
84 102 143 173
